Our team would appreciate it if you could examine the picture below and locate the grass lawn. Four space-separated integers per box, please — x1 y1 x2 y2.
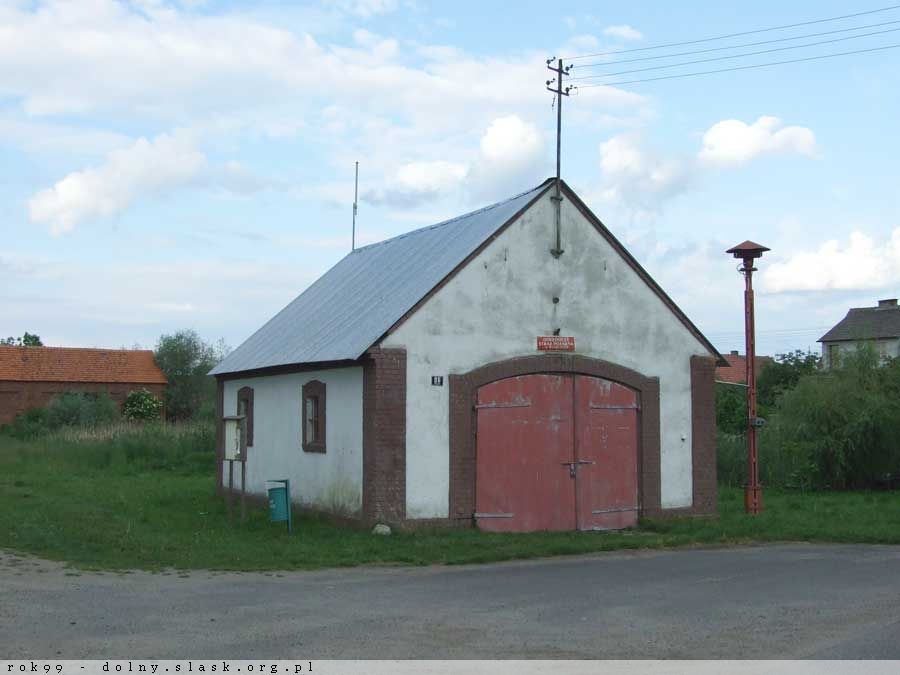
1 431 899 572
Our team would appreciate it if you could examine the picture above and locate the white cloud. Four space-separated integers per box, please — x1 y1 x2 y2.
396 161 468 194
762 228 900 292
466 115 547 202
591 116 818 222
699 116 817 167
362 115 547 208
326 0 399 18
0 0 648 239
0 2 644 148
0 117 130 160
596 133 693 214
27 132 206 235
364 160 467 207
603 25 643 41
479 115 543 165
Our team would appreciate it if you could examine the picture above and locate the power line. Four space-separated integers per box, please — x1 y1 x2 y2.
569 26 900 80
563 4 900 60
570 18 900 69
708 327 831 338
576 42 900 88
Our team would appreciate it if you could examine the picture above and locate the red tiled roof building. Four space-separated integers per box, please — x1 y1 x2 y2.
715 351 773 385
0 345 167 424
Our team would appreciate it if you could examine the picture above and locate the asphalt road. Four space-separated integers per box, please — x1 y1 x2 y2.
3 544 900 659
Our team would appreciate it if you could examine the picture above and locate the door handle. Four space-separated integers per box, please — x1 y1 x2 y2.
561 460 595 478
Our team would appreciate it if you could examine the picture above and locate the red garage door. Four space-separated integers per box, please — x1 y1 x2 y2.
475 374 639 532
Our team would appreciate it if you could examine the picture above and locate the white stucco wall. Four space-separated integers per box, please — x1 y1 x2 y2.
823 338 900 368
221 366 364 514
381 191 712 518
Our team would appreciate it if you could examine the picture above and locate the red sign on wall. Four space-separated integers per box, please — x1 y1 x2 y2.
537 336 575 352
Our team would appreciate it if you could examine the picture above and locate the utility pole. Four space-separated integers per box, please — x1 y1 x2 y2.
352 161 359 251
546 57 572 259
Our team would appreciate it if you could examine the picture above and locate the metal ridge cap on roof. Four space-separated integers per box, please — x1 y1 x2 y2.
349 178 554 254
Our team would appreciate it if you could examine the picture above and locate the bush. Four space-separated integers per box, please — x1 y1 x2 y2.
122 389 164 421
758 349 821 408
2 407 49 440
763 349 900 489
715 384 747 435
717 347 900 490
2 392 119 440
45 392 119 430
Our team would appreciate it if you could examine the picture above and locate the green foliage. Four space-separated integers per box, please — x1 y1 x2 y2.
2 332 43 346
716 432 746 487
758 349 821 408
719 346 900 490
45 392 119 430
154 330 229 421
2 392 120 440
122 389 164 422
763 347 900 489
715 384 747 435
3 407 50 440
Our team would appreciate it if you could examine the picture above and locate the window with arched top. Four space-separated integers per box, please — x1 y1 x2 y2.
237 386 254 449
302 379 326 453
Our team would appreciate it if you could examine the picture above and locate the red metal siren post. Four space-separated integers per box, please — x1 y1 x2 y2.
726 240 770 515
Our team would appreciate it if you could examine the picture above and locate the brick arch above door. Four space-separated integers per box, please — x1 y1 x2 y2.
448 354 662 526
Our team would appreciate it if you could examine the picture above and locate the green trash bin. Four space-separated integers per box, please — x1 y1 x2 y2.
267 479 292 534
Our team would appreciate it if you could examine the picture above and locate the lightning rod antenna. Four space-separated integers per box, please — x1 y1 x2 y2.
352 161 359 251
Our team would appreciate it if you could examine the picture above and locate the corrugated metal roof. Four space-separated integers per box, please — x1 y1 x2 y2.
819 305 900 343
210 180 552 376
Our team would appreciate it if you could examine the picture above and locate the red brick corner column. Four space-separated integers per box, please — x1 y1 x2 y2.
448 354 662 527
690 355 718 516
362 347 407 523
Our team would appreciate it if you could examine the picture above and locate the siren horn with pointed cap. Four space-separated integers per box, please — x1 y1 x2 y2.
726 240 770 260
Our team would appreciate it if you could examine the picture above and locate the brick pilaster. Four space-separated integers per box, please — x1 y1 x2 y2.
362 348 407 523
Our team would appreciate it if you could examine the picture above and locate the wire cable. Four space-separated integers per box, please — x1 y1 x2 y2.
575 42 900 88
569 26 900 80
570 18 900 68
563 4 900 59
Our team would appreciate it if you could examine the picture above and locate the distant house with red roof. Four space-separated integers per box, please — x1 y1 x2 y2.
716 350 773 385
0 345 167 424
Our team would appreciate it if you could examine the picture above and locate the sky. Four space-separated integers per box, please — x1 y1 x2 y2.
3 0 900 358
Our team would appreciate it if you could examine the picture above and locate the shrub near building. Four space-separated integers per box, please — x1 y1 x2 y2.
718 347 900 490
2 391 120 439
765 348 900 490
122 389 164 422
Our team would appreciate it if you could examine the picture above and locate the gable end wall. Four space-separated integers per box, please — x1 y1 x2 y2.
381 191 714 519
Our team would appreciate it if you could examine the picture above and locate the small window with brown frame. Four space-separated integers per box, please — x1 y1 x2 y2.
302 379 326 453
236 386 254 450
